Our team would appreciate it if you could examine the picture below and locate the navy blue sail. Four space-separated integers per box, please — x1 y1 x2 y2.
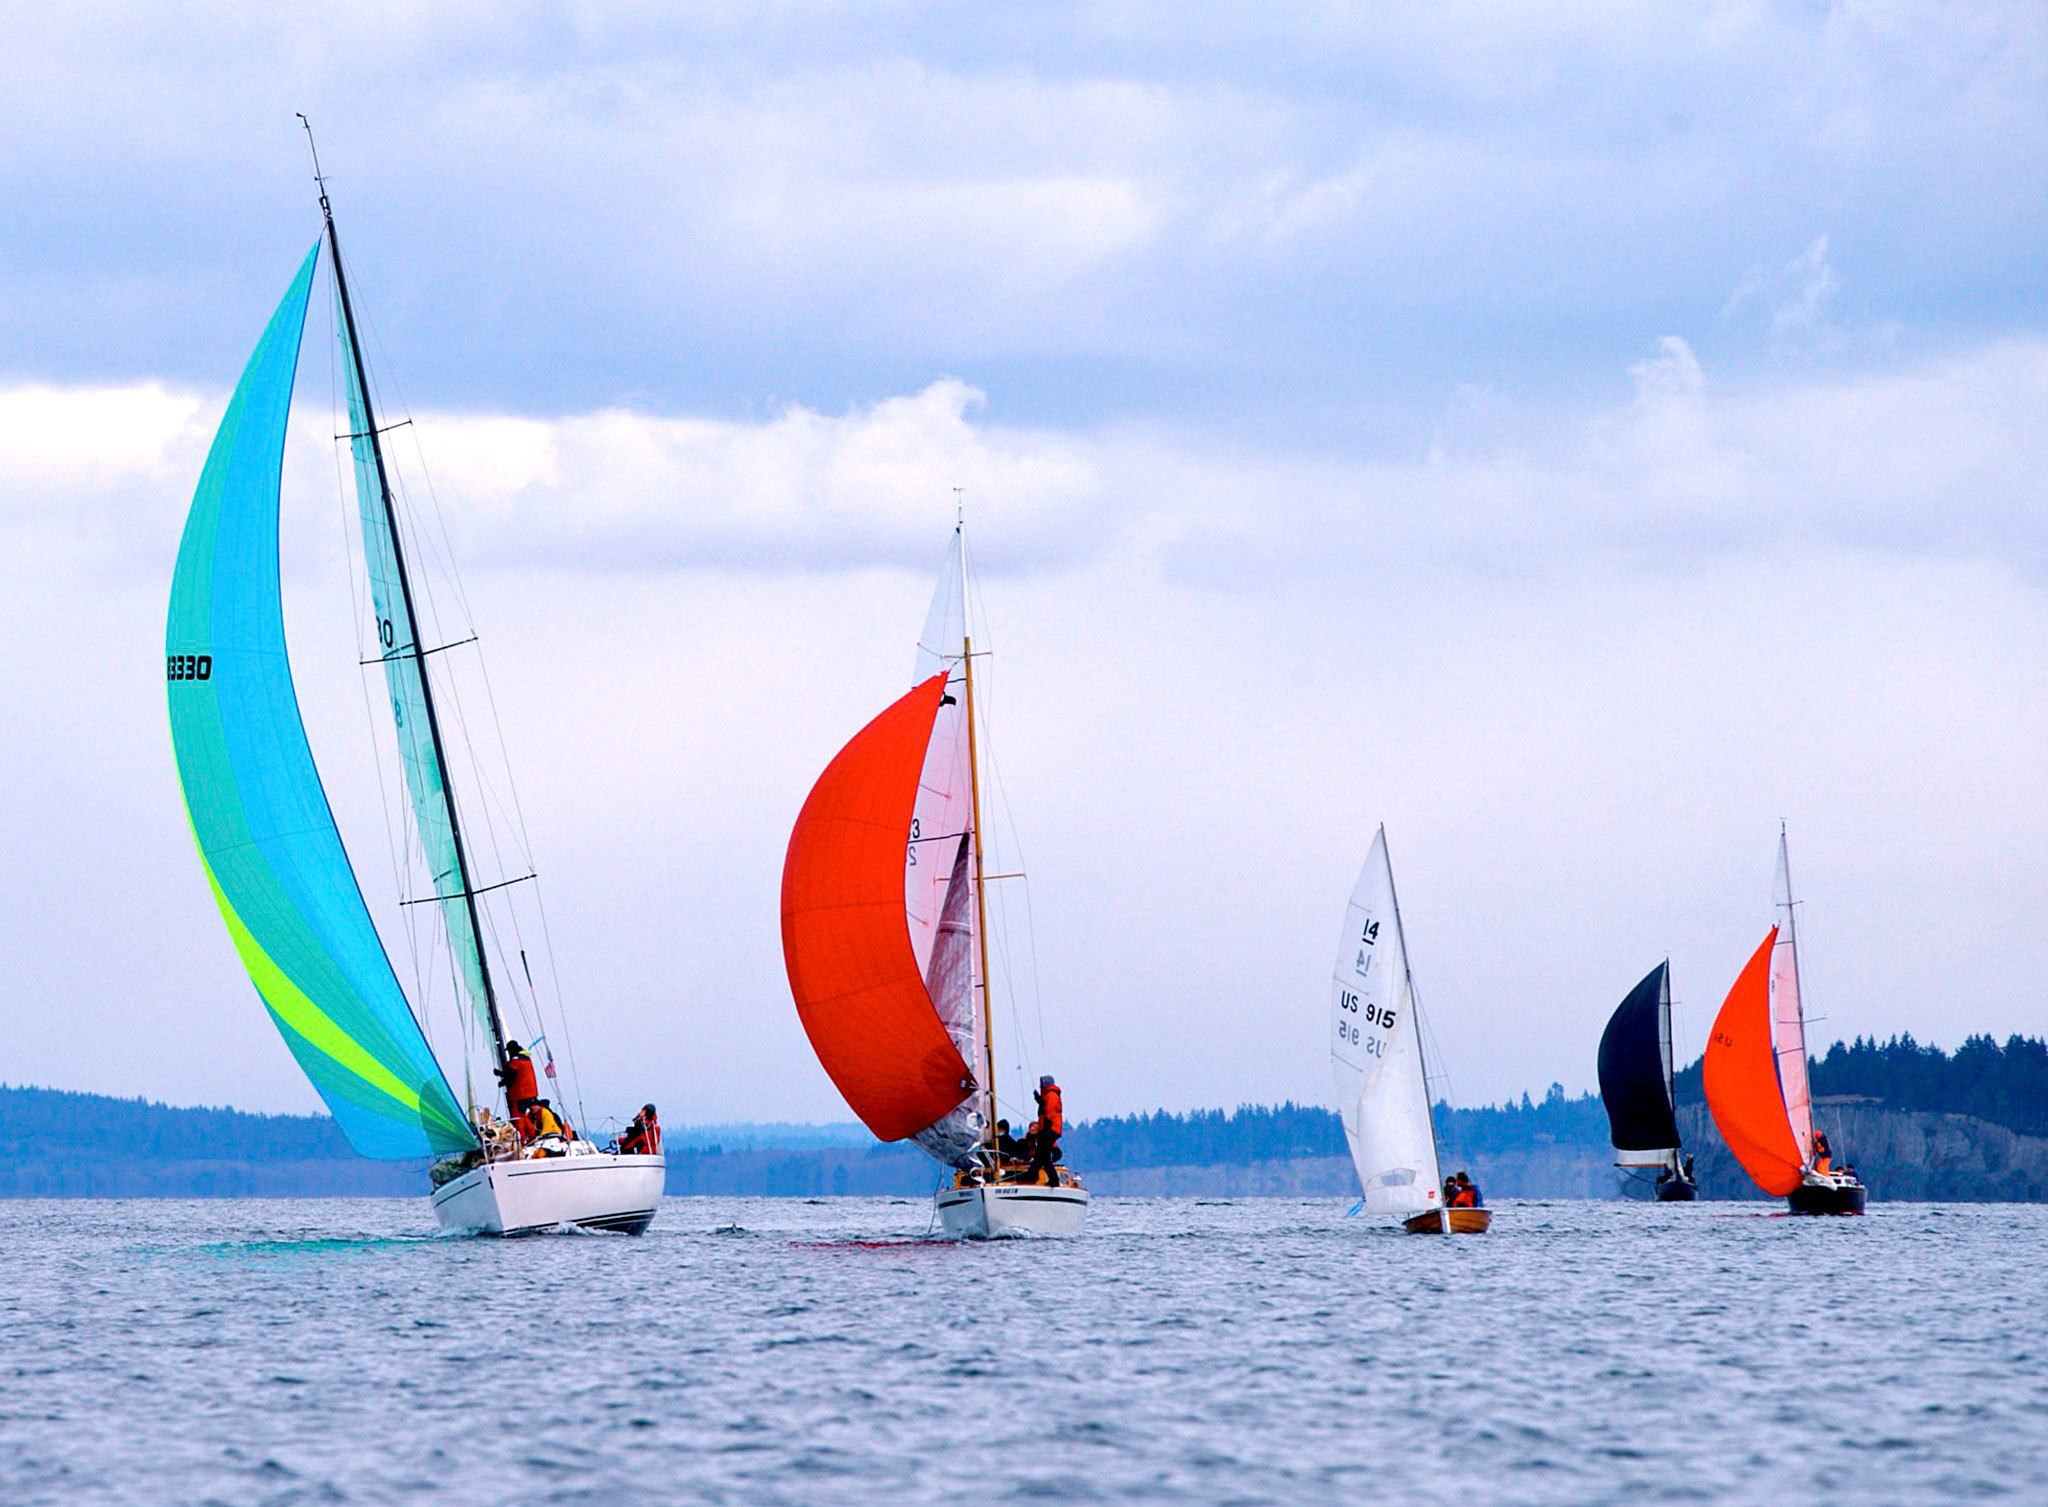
1597 961 1682 1169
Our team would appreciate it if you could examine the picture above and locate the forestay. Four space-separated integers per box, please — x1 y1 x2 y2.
903 532 988 1161
1770 831 1815 1163
166 246 473 1160
1329 828 1442 1218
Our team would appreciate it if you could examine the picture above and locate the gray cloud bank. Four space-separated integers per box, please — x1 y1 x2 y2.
1 4 2042 426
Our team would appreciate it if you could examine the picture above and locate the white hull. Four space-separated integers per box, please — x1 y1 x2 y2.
431 1150 665 1236
935 1182 1089 1238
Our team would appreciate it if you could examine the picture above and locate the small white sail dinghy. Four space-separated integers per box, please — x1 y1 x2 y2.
165 133 663 1236
780 519 1088 1238
1705 825 1866 1216
1330 828 1489 1234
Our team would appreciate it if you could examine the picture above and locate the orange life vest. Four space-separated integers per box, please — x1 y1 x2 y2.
1451 1184 1478 1208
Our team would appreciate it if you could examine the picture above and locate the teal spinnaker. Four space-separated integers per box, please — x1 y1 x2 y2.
165 243 474 1160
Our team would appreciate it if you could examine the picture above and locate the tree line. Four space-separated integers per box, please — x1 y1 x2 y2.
8 1033 2044 1182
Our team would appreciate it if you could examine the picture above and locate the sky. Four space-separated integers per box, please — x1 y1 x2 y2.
1 3 2043 1132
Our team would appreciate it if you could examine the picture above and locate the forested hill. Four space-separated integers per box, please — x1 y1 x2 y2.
1672 1033 2048 1134
7 1034 2047 1197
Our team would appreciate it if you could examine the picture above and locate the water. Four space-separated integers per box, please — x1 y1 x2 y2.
2 1197 2039 1505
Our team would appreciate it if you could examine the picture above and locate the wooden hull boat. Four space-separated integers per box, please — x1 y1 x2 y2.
1403 1208 1491 1235
1786 1176 1865 1216
936 1180 1090 1238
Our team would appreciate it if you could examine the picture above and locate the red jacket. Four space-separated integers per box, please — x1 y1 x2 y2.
500 1054 538 1110
1037 1084 1064 1138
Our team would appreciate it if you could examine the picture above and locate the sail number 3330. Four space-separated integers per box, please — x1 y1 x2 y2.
166 654 213 682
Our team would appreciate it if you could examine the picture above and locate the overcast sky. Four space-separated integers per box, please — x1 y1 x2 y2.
2 4 2043 1131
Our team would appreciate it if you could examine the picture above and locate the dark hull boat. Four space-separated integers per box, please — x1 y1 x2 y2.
1655 1172 1698 1202
1787 1178 1866 1216
1598 961 1696 1204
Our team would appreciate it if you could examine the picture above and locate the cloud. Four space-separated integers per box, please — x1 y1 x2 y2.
1 4 2042 422
7 331 2044 593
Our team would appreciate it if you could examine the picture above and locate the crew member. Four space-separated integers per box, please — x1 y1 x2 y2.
1450 1171 1482 1208
525 1099 566 1151
1028 1075 1064 1187
1812 1132 1834 1176
620 1103 662 1156
995 1119 1027 1162
496 1041 539 1115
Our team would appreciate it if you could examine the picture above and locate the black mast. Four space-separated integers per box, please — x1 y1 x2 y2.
302 118 511 1080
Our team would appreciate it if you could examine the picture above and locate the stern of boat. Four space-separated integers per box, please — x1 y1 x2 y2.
1786 1174 1866 1216
936 1177 1089 1239
1403 1208 1492 1235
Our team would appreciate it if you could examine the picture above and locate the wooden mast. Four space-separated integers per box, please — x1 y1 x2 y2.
958 526 1000 1162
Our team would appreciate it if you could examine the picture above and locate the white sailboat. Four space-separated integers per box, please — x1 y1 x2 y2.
1329 828 1488 1234
166 132 663 1236
781 519 1087 1238
1705 824 1866 1215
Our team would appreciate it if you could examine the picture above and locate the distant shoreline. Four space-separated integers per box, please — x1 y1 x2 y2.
10 1037 2048 1200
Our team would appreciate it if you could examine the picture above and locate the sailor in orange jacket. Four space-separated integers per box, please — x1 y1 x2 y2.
1028 1076 1064 1186
619 1103 662 1157
496 1041 539 1115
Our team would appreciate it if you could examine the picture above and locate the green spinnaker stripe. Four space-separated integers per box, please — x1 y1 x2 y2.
193 843 469 1143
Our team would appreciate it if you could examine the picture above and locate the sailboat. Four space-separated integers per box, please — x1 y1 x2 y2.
780 521 1088 1238
1330 827 1488 1234
1704 826 1866 1216
1597 962 1696 1200
164 140 664 1236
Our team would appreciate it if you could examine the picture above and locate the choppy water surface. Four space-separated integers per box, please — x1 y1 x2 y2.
2 1197 2040 1505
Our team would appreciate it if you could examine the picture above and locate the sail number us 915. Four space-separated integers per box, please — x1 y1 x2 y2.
1335 989 1397 1054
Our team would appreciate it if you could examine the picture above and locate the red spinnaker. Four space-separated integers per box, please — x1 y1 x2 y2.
781 674 973 1141
1704 928 1806 1197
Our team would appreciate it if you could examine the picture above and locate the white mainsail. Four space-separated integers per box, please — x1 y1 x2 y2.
911 835 988 1166
905 529 990 1139
1330 828 1442 1218
1770 828 1815 1163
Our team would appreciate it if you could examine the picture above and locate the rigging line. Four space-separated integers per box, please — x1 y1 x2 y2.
397 872 537 906
345 266 483 645
326 255 436 1052
358 634 478 666
529 882 590 1132
960 538 1052 1068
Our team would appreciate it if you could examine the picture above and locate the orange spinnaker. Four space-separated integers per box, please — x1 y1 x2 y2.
1704 927 1805 1196
781 674 973 1142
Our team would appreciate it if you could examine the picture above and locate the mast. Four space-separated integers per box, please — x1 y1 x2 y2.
1380 826 1449 1232
958 528 1000 1157
1660 960 1680 1171
309 132 511 1078
1779 822 1809 1042
1779 819 1813 1168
